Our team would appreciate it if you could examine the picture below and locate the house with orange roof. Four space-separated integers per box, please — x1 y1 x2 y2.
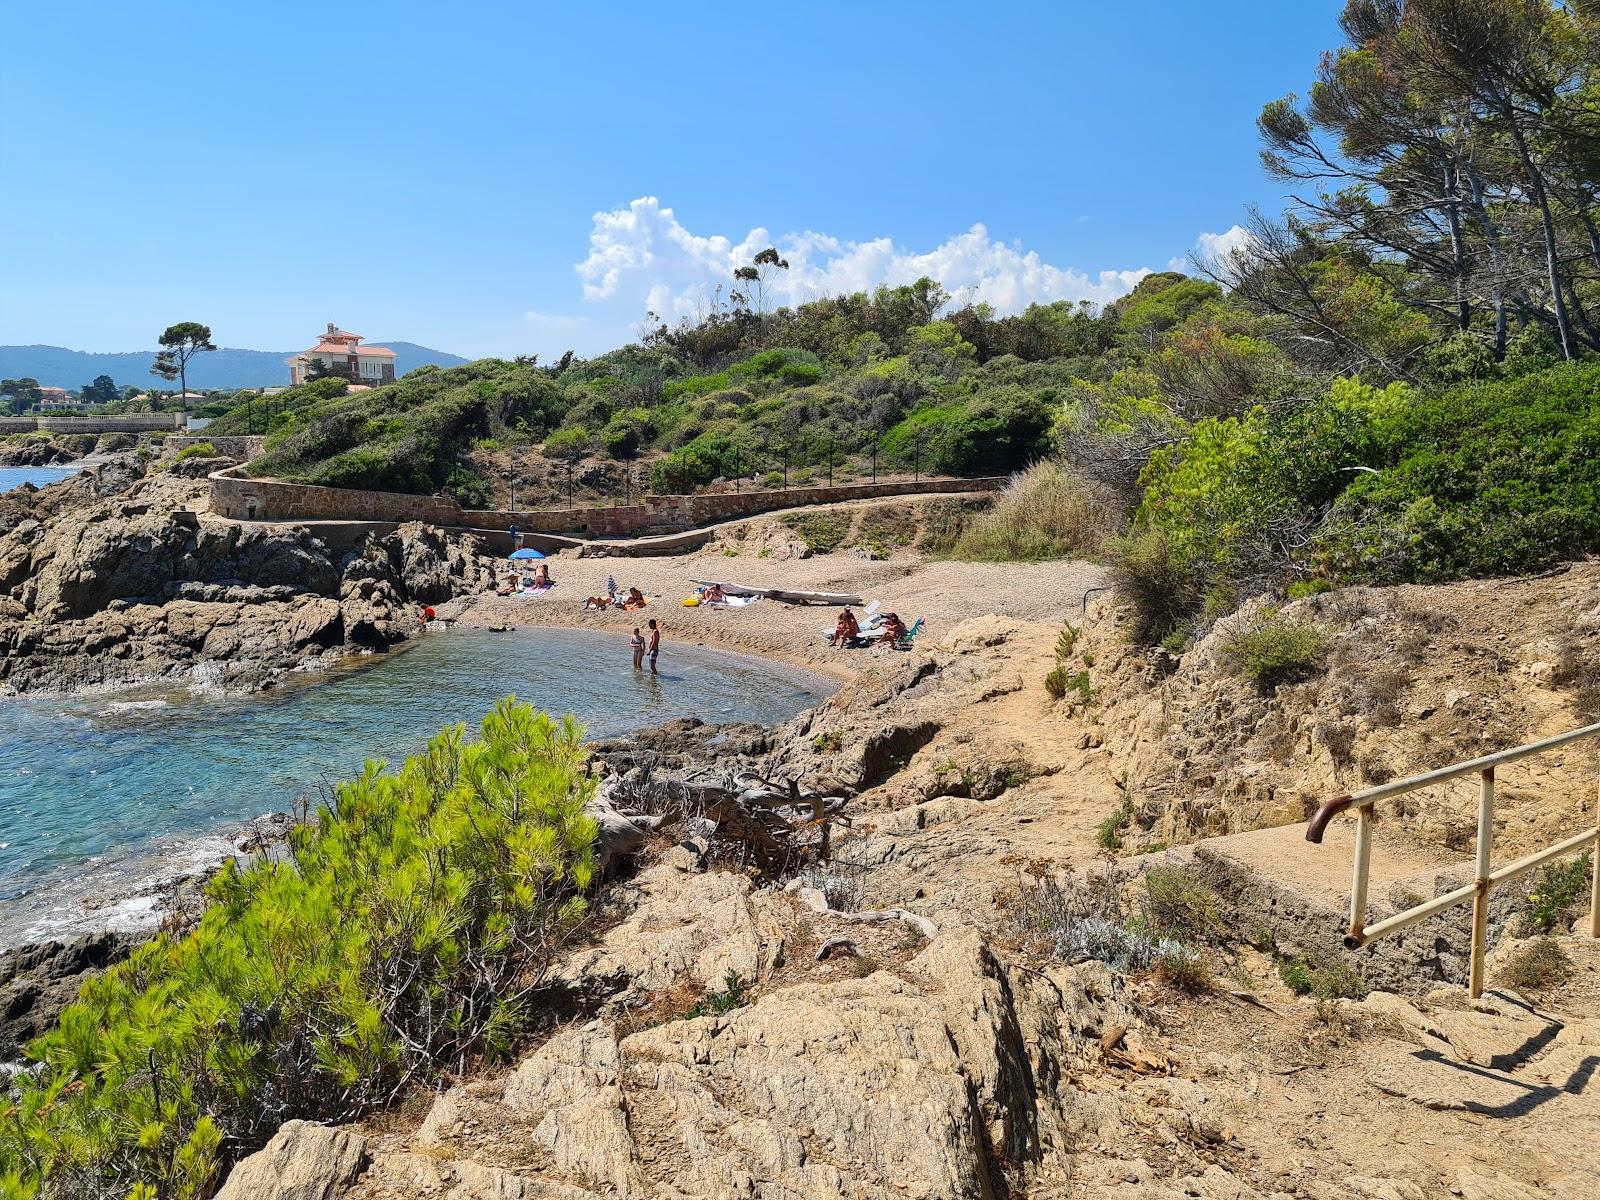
286 323 397 386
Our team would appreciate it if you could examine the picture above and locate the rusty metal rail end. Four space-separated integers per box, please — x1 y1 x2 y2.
1306 795 1354 844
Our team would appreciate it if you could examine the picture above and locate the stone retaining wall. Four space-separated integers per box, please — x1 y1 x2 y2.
209 465 1005 538
36 414 185 433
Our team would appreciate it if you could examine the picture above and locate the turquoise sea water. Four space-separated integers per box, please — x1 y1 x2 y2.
0 627 830 946
0 466 75 492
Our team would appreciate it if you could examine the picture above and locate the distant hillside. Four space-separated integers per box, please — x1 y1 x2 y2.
0 342 469 391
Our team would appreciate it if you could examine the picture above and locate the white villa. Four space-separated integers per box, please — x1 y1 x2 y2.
286 323 397 386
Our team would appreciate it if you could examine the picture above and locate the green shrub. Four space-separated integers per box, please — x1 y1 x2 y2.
689 971 751 1018
1276 953 1366 999
445 466 492 509
881 389 1052 476
1095 803 1133 849
1 701 598 1199
1108 527 1204 644
1044 666 1092 705
1055 624 1079 660
544 424 592 462
783 512 847 554
648 431 751 494
600 408 652 459
1525 852 1593 933
1277 957 1314 995
1140 864 1222 942
170 442 216 463
1315 364 1600 583
1223 614 1325 692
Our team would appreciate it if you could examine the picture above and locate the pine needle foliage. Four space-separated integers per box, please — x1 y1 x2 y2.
0 699 598 1200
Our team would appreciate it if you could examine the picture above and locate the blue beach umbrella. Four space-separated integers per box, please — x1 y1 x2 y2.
508 547 546 560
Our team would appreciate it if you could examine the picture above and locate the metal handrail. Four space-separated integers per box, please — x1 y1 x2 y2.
1307 721 1600 999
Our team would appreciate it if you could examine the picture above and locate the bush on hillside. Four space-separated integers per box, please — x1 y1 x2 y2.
1 701 598 1200
1315 364 1600 583
1222 612 1326 693
947 460 1118 561
240 364 566 495
881 388 1052 477
1108 527 1206 644
169 442 217 464
600 407 653 459
543 424 592 463
648 430 753 493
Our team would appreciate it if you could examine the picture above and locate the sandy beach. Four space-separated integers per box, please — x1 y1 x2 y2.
449 546 1111 678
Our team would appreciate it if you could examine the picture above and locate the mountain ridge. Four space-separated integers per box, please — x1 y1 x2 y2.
0 342 469 391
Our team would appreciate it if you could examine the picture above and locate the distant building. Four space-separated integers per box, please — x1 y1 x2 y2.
34 387 87 413
287 323 397 386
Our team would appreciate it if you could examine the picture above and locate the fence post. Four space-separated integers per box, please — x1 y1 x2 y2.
1470 767 1495 999
1590 799 1600 939
1349 807 1372 946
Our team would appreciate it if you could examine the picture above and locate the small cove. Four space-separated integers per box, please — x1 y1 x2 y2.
0 627 832 947
0 466 76 492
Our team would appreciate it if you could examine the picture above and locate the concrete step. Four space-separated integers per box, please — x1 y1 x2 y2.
1159 820 1504 996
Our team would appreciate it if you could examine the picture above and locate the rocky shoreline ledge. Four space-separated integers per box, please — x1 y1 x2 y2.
0 453 495 696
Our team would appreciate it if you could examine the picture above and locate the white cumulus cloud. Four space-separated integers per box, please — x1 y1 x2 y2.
573 197 1153 324
1171 224 1253 272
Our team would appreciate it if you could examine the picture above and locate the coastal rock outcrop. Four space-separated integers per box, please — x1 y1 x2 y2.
0 466 496 693
1082 568 1600 857
213 1121 370 1200
0 931 137 1060
226 902 1150 1199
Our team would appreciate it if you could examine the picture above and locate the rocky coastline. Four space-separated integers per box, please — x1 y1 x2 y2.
0 453 496 696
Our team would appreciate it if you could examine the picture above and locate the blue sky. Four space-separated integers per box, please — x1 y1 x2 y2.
1 1 1344 360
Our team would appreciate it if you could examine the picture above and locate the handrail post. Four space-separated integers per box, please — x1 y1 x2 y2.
1470 767 1495 999
1347 807 1372 948
1590 801 1600 939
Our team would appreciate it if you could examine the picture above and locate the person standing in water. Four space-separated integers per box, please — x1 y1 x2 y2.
647 619 661 674
630 626 645 670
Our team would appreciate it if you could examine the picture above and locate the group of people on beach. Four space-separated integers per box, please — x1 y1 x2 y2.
496 562 551 595
830 607 908 649
585 576 648 611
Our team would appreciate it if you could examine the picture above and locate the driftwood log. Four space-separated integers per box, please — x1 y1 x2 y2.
593 754 850 874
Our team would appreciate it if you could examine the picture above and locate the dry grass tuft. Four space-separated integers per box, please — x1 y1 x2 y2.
948 461 1120 562
1497 937 1575 994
